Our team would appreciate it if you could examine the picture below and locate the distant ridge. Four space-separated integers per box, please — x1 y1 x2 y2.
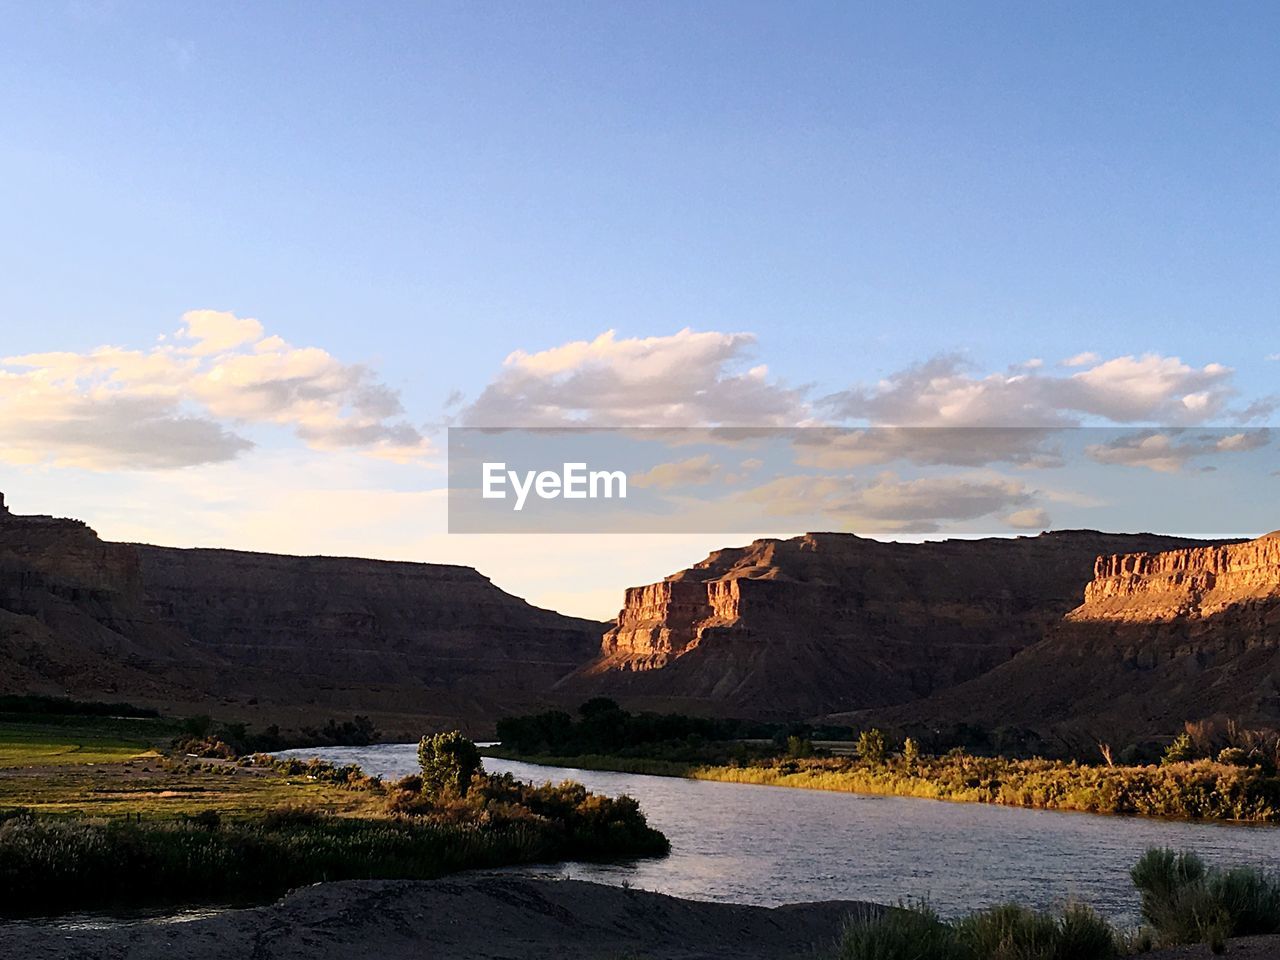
0 493 602 735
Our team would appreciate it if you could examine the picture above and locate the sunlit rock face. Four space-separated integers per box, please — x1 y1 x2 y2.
861 531 1280 740
565 529 1218 718
1072 532 1280 624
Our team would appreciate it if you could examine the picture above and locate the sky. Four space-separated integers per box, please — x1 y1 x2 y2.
1 2 1278 618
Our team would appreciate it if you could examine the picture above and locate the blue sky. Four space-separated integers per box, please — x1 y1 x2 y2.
1 2 1278 616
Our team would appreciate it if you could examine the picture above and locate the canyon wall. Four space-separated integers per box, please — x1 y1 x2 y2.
865 531 1280 739
564 530 1218 717
136 545 603 727
0 494 601 733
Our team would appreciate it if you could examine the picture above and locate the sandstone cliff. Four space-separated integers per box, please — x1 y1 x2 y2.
863 531 1280 739
563 530 1218 718
136 545 603 728
0 493 208 702
0 494 601 733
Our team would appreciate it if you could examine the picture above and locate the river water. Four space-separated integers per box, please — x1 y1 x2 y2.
281 743 1280 926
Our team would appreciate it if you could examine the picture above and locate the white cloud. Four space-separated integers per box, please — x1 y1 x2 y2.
0 310 430 470
825 352 1236 428
180 309 265 356
460 329 810 428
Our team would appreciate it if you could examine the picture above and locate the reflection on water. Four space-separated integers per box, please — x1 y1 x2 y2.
286 743 1280 924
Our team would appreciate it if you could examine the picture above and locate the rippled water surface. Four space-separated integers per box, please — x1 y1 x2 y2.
285 743 1280 924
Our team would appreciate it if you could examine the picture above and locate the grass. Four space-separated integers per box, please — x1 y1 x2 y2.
833 849 1280 959
836 901 1118 960
487 749 1280 822
0 716 176 768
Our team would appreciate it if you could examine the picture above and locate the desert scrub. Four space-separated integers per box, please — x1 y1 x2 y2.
507 750 1280 822
835 901 1116 960
1131 847 1280 947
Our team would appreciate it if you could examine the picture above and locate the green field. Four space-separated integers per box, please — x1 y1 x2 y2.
0 716 174 768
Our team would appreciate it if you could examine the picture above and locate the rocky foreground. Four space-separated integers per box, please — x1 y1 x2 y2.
0 875 878 960
3 874 1270 959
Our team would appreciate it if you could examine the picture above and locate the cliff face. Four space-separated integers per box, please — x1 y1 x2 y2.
565 530 1219 718
135 545 603 722
1071 532 1280 626
0 495 601 732
864 532 1280 739
0 499 205 700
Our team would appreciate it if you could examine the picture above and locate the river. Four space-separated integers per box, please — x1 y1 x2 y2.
283 743 1280 925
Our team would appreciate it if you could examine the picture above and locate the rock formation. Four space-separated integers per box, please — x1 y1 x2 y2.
564 530 1219 717
135 545 603 729
0 494 601 733
863 531 1280 740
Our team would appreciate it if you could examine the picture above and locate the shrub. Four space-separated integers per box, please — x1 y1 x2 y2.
901 737 920 767
856 729 889 765
837 901 1115 960
1162 733 1196 765
955 903 1058 958
1055 902 1118 959
1218 747 1251 767
787 735 814 759
837 903 968 960
1131 847 1280 946
418 731 483 797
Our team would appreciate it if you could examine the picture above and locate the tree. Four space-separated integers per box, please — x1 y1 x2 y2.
1162 732 1196 765
856 728 888 764
418 731 483 797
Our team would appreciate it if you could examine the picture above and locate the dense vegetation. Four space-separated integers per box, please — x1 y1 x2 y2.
173 713 381 757
495 698 853 762
834 848 1280 958
0 694 161 719
697 752 1280 820
0 734 667 917
494 709 1280 822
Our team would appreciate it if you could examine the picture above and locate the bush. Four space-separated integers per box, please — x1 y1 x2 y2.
837 901 1115 960
856 729 889 765
418 731 483 797
787 735 814 759
901 737 920 767
837 903 968 960
1218 747 1251 767
1131 847 1280 946
1162 733 1196 765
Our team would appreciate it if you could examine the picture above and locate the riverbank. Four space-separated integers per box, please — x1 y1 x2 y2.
3 873 1277 960
0 874 880 959
0 719 667 917
482 748 1280 821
